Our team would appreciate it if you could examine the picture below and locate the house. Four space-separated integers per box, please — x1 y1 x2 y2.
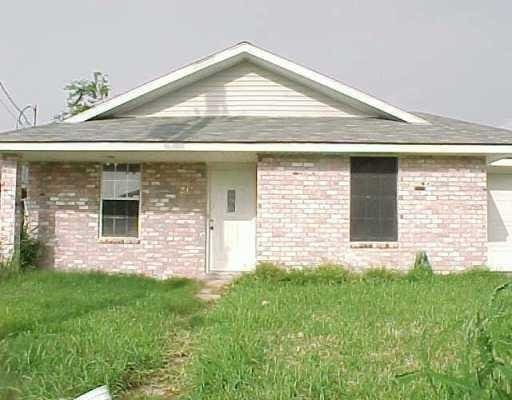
1 42 512 278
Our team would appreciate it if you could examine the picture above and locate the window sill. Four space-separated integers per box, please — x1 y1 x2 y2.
98 237 140 244
350 242 399 249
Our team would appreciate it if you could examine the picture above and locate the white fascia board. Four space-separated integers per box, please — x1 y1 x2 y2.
1 142 511 155
489 158 512 166
242 47 428 125
64 42 429 125
64 44 249 123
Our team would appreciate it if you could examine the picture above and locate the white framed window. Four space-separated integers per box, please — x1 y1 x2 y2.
100 163 141 238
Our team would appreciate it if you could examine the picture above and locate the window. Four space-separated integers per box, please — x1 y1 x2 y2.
227 189 236 213
101 163 141 237
350 157 397 242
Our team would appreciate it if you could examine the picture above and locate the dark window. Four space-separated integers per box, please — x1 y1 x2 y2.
350 157 397 242
101 163 140 237
102 200 139 237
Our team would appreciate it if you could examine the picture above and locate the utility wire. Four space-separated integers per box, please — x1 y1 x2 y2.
0 81 31 126
0 95 18 121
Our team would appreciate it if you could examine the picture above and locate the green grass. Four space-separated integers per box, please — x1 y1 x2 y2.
181 268 511 399
0 271 203 400
1 268 510 399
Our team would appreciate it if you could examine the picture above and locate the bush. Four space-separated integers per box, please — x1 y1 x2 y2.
251 262 289 282
0 225 42 280
19 225 42 270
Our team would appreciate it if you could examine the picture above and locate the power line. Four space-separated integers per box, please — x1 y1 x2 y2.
0 81 31 126
0 95 18 121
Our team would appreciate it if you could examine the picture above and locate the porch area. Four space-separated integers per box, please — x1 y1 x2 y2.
1 152 512 275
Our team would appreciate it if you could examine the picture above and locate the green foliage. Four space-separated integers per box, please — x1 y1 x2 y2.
414 250 432 270
246 263 354 285
250 262 289 282
248 263 434 286
182 270 509 399
406 265 434 282
360 267 401 282
19 225 42 271
55 72 110 120
396 281 512 399
406 251 434 282
0 271 203 399
0 256 19 281
0 225 42 281
306 264 355 284
1 266 508 399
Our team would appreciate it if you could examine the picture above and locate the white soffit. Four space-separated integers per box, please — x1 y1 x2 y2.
2 142 512 155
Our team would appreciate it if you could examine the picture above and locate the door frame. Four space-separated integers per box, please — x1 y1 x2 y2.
487 171 512 271
206 162 257 273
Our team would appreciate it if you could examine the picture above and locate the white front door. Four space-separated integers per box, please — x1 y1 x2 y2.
209 164 256 272
487 173 512 271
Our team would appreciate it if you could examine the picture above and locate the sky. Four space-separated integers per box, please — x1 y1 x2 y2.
0 0 511 133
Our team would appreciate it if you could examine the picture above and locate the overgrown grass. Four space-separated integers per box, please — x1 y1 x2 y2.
0 271 203 400
2 266 509 399
0 224 43 280
181 266 511 399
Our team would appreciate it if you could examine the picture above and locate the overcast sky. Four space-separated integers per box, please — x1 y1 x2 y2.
0 0 511 132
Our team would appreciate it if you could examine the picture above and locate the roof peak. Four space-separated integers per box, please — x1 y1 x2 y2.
64 43 429 125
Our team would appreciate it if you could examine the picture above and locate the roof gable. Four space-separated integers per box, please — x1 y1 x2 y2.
116 61 368 118
64 42 429 124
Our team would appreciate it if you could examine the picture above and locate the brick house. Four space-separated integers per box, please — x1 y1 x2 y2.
1 42 511 278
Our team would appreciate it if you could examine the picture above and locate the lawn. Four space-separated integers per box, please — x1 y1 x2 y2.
1 268 510 400
0 271 203 400
181 268 512 399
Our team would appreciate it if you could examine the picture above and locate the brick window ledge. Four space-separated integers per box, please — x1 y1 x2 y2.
98 237 141 244
350 242 399 249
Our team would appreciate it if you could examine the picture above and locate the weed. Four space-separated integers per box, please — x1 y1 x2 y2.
396 281 512 398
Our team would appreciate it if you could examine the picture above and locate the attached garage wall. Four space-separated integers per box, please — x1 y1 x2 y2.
487 173 512 270
26 162 207 278
257 155 487 271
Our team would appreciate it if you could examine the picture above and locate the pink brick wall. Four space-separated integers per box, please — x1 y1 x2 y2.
26 162 207 278
24 155 487 276
257 156 349 265
257 154 487 271
0 157 22 261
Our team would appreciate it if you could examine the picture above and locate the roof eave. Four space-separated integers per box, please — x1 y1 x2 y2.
0 141 510 155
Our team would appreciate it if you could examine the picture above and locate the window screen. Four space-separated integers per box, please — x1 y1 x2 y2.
101 163 140 237
350 157 397 242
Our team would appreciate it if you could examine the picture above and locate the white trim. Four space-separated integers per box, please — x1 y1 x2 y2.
99 162 142 240
206 164 212 274
3 142 512 155
63 42 428 125
489 158 512 167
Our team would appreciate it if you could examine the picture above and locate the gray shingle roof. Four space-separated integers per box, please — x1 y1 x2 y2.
0 113 511 144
